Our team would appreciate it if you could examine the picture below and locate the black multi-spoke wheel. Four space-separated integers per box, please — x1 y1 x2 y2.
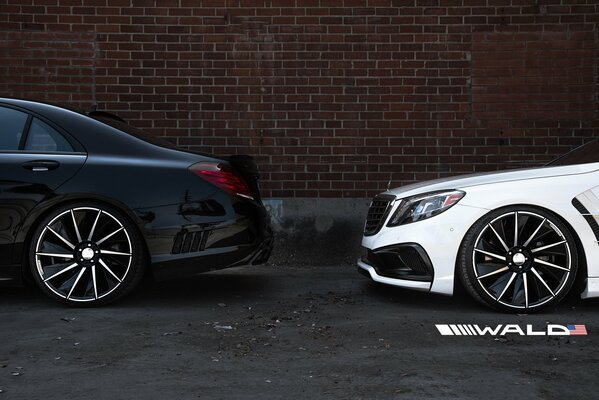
458 206 578 312
29 203 145 306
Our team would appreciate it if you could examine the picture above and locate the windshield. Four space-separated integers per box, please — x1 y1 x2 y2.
91 116 180 150
547 139 599 166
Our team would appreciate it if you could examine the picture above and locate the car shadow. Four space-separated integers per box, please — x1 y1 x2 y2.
0 268 271 309
123 270 271 307
2 265 599 317
360 279 485 314
360 278 599 316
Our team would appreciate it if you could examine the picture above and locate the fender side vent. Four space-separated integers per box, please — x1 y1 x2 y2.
572 198 599 243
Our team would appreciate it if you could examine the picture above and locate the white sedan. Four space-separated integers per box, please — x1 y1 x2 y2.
358 140 599 312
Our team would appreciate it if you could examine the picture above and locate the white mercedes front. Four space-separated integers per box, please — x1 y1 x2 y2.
358 140 599 312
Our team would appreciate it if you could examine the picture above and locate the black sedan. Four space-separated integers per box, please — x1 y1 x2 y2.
0 98 273 306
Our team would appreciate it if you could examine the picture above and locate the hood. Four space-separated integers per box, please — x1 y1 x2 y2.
385 163 599 198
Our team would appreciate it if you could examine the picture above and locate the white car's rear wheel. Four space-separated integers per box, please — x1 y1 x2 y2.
458 206 578 312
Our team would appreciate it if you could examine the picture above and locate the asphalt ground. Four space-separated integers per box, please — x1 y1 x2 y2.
0 264 597 400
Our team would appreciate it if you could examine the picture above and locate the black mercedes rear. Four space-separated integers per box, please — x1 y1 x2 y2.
0 98 272 305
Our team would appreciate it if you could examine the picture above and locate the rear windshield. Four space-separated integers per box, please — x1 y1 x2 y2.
547 139 599 167
92 116 180 150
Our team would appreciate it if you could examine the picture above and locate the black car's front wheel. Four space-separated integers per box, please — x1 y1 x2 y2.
458 206 578 313
29 202 145 306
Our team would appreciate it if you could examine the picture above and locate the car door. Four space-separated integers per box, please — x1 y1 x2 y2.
0 105 87 276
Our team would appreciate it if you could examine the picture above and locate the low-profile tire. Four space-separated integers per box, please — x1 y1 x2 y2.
29 202 146 306
458 205 578 313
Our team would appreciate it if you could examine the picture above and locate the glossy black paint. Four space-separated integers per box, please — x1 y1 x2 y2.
0 98 272 284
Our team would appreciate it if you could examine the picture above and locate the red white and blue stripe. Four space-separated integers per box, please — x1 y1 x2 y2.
567 325 588 336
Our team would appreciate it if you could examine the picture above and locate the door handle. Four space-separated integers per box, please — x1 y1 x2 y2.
22 160 60 172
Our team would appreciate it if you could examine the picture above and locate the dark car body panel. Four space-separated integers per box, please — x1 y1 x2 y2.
0 153 87 266
0 98 272 285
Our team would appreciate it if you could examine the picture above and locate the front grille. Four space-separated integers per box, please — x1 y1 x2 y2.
172 230 210 254
364 194 395 236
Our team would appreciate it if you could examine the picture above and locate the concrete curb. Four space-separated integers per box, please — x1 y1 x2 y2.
264 198 371 266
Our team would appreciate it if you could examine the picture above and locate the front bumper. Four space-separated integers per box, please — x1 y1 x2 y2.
357 259 431 291
360 201 490 296
360 244 434 281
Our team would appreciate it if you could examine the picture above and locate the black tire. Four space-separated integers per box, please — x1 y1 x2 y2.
458 205 578 313
29 201 146 306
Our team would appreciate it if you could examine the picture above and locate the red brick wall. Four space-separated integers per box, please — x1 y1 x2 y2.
1 1 597 198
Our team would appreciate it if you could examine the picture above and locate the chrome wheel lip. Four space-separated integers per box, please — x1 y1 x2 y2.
472 211 571 310
35 207 133 303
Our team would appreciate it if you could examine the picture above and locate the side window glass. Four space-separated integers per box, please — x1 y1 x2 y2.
0 106 28 151
24 118 73 153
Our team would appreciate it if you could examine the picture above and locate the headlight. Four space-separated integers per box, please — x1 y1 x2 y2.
387 190 465 226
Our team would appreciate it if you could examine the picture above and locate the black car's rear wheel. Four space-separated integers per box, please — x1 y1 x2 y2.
29 202 145 306
458 206 578 313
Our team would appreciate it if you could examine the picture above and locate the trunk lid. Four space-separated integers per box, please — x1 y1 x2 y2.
228 155 262 202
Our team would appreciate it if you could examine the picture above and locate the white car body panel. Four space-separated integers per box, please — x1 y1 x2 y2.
385 164 599 199
360 162 599 299
357 260 431 291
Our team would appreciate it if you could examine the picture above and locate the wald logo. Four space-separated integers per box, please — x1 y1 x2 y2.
435 324 588 336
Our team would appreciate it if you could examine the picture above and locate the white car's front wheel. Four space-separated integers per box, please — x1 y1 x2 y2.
458 206 578 313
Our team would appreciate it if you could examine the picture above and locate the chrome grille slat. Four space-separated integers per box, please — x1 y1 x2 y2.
364 194 395 236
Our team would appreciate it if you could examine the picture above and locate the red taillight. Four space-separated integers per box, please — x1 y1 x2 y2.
189 162 254 200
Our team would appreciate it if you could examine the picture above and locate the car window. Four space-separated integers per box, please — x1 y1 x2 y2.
24 118 73 153
0 106 28 151
547 139 599 167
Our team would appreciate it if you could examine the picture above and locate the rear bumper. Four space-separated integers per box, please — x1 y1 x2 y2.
152 234 273 281
146 196 273 281
0 264 22 287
